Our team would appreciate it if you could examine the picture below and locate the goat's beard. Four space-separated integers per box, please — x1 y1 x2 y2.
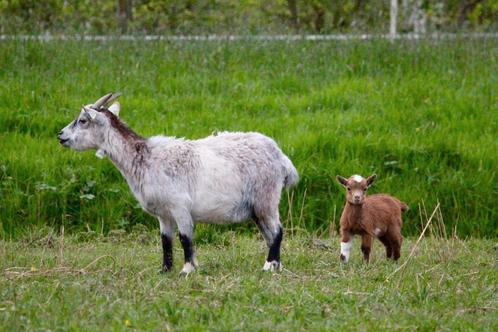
95 148 106 159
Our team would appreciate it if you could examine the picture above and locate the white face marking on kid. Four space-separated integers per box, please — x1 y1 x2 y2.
352 175 364 183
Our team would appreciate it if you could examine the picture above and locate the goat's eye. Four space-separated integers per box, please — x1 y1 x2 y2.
363 188 367 192
347 187 351 191
79 119 87 125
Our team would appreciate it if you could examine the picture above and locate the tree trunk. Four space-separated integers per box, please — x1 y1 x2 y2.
458 0 483 26
390 0 398 38
118 0 133 34
412 0 426 34
127 0 133 22
312 4 325 32
287 0 299 31
354 0 365 12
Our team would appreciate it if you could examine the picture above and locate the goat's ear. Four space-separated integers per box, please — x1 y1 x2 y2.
108 102 120 117
336 175 348 187
83 107 98 120
366 174 377 187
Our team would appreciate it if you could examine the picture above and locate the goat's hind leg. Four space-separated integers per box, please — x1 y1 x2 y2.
387 226 403 261
391 237 402 261
254 212 283 272
378 235 393 260
361 234 373 263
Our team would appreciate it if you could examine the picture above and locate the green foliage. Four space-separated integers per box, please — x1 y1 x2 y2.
0 0 496 34
0 38 496 238
0 235 496 330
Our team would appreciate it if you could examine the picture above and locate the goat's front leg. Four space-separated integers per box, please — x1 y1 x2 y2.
176 213 197 276
361 234 373 263
340 229 352 263
158 217 175 273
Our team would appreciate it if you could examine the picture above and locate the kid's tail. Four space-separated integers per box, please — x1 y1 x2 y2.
399 201 409 213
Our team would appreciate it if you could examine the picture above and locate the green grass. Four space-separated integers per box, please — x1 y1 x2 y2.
0 38 497 238
0 232 496 330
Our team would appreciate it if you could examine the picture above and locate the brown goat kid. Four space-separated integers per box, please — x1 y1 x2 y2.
336 174 408 263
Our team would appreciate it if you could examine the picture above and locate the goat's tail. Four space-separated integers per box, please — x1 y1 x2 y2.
282 155 299 189
399 201 409 213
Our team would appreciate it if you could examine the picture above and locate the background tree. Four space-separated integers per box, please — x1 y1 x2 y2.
0 0 496 34
118 0 133 34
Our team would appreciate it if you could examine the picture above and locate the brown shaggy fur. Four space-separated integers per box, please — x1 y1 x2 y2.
337 174 408 262
99 108 144 142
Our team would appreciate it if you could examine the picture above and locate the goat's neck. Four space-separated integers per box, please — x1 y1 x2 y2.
345 202 363 225
100 127 148 182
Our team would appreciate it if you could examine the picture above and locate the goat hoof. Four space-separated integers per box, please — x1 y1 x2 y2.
179 262 196 277
158 266 172 274
262 260 281 272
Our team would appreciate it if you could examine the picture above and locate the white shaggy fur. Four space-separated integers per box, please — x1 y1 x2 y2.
58 94 298 273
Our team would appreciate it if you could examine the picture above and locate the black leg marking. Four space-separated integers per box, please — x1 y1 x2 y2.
361 245 371 262
267 226 283 263
161 233 173 272
179 233 194 264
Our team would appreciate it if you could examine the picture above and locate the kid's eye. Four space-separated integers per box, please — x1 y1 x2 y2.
347 187 351 191
79 119 87 124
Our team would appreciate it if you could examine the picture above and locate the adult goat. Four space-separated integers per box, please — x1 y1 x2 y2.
58 93 298 275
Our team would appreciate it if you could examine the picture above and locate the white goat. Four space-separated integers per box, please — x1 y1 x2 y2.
58 93 299 275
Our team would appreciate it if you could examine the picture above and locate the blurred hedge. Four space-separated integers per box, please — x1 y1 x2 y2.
0 0 496 35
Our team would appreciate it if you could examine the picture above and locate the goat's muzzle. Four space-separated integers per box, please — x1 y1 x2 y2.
58 131 69 146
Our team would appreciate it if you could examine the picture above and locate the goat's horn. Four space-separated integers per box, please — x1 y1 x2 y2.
105 92 122 105
92 93 113 109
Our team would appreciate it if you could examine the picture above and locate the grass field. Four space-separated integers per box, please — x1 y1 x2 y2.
0 38 497 239
1 231 496 330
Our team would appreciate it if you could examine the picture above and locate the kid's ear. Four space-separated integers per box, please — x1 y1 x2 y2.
336 175 348 187
366 174 377 187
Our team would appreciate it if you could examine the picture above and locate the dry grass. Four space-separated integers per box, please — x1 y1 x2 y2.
0 226 496 331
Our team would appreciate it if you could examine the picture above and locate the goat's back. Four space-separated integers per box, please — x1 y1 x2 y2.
196 131 291 178
364 194 407 224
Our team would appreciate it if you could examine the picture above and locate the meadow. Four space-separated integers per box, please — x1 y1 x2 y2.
0 37 497 330
0 231 497 330
0 37 496 238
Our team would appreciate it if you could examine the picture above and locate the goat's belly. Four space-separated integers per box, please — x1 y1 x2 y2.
192 199 250 224
190 165 250 223
193 214 249 225
191 192 250 224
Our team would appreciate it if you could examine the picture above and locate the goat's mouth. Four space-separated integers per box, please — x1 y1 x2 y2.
59 138 70 146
